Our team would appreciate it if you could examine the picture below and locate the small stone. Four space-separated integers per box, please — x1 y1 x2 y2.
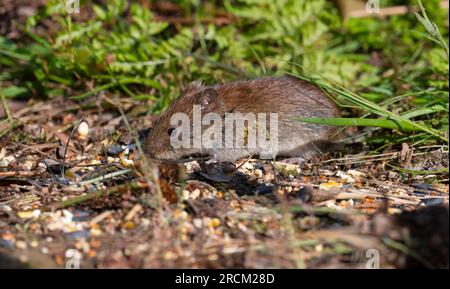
0 205 12 212
0 155 15 167
193 218 203 229
141 218 151 227
254 169 263 177
21 160 34 171
32 209 41 218
190 189 201 200
121 221 136 230
16 240 27 249
163 251 177 260
347 170 366 178
182 190 190 200
243 162 254 170
319 181 343 191
122 146 130 155
336 171 355 183
324 200 339 208
90 227 103 236
387 208 402 214
120 158 134 167
321 170 334 176
209 218 221 228
18 211 34 219
77 122 89 139
388 171 398 179
208 254 219 261
90 159 101 165
62 210 74 221
339 199 354 207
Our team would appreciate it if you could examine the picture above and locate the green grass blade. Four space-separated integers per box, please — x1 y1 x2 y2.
297 117 419 131
286 70 448 143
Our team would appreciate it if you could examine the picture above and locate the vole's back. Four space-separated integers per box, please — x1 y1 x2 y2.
215 76 337 119
211 76 339 159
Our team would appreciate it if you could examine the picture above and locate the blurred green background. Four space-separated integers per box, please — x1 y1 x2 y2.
0 0 448 148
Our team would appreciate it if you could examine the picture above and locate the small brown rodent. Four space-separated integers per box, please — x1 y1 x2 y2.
143 76 339 162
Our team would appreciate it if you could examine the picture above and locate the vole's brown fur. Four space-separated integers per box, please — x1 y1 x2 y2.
143 76 339 162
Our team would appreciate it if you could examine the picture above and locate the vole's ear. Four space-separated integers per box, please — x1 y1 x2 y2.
200 88 222 112
183 81 204 95
187 80 204 90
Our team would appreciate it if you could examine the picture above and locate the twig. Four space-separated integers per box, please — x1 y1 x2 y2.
364 177 448 195
110 98 163 208
76 168 133 186
0 89 13 124
61 117 85 180
46 182 142 210
323 149 448 165
16 143 60 162
345 188 421 206
0 171 37 177
275 205 362 216
0 119 19 138
89 211 113 226
235 154 255 170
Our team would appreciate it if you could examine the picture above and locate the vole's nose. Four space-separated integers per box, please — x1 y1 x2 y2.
138 128 151 144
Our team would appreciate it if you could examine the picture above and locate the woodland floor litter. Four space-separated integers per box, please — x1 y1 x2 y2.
0 98 448 268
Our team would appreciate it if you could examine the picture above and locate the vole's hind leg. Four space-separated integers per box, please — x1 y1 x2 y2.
277 157 307 165
277 140 331 164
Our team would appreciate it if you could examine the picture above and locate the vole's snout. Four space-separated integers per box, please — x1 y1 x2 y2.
144 136 180 160
146 142 169 159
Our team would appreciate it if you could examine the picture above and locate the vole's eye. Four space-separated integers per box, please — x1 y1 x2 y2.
167 127 175 136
